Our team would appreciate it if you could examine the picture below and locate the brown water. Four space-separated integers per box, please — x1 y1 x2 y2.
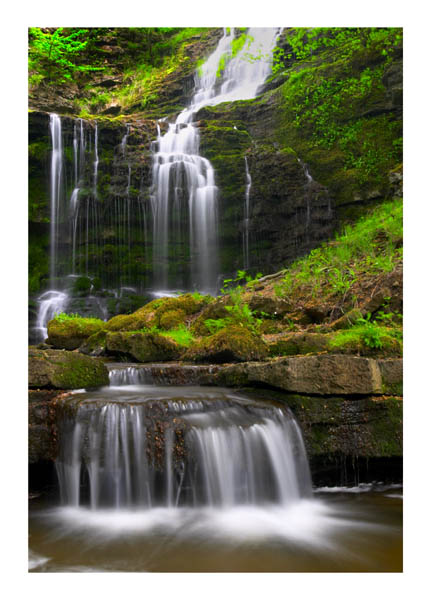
29 486 402 572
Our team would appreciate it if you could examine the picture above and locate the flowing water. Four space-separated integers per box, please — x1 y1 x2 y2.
33 28 284 337
150 27 282 294
243 156 252 269
28 368 402 572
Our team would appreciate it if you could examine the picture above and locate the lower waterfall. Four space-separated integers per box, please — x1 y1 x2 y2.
55 378 312 509
29 366 402 572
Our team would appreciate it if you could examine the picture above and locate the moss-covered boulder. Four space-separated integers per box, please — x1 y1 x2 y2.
158 309 187 330
29 347 109 389
106 331 183 362
105 312 151 332
78 330 108 356
47 316 105 350
268 332 331 357
106 293 211 333
190 300 230 336
184 325 268 363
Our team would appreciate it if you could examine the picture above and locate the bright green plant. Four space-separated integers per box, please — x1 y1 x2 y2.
160 324 195 347
28 28 103 84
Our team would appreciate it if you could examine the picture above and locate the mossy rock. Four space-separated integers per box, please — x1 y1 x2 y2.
152 293 212 324
105 312 151 332
328 332 402 358
78 330 108 357
106 293 211 333
184 325 268 363
72 276 92 295
190 301 230 336
158 309 187 330
247 294 290 319
47 316 105 350
330 308 364 330
268 332 331 357
28 347 109 389
106 331 183 363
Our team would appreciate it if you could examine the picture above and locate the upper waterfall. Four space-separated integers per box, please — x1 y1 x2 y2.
150 27 282 294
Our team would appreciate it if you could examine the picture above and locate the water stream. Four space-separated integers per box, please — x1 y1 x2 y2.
29 367 402 572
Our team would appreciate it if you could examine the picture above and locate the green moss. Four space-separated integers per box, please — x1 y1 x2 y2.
268 333 330 357
78 330 108 356
184 324 268 363
29 347 109 389
158 309 186 330
47 315 105 350
72 276 92 295
29 234 49 294
191 301 230 336
106 331 183 362
159 324 195 347
329 323 402 356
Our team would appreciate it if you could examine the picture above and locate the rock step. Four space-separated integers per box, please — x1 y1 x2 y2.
213 355 402 396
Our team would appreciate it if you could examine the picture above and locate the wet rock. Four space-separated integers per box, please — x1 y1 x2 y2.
29 347 109 389
28 389 68 463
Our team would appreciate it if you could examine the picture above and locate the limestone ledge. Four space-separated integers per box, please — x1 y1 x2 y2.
212 355 402 396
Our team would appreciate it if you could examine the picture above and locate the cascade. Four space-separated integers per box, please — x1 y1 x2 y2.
55 374 312 509
150 27 282 294
49 114 63 287
34 28 283 339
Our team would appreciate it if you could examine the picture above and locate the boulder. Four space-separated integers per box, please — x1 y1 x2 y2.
247 294 290 318
184 325 268 363
215 355 403 396
106 293 211 333
47 316 105 350
267 332 330 356
29 347 109 389
190 300 230 336
78 330 108 356
106 331 183 362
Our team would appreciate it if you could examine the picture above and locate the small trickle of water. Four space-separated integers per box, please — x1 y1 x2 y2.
243 156 252 269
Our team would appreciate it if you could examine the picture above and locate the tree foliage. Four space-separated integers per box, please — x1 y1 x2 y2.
28 28 105 84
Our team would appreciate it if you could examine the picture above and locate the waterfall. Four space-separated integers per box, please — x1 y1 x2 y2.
150 27 282 294
93 123 99 197
49 114 63 287
243 156 252 269
34 29 283 339
55 386 312 509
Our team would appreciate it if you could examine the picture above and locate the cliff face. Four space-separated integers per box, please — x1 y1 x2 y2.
28 27 402 310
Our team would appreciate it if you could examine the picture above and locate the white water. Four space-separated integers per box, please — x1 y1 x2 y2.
49 114 63 286
55 383 312 510
151 27 281 294
34 290 69 341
